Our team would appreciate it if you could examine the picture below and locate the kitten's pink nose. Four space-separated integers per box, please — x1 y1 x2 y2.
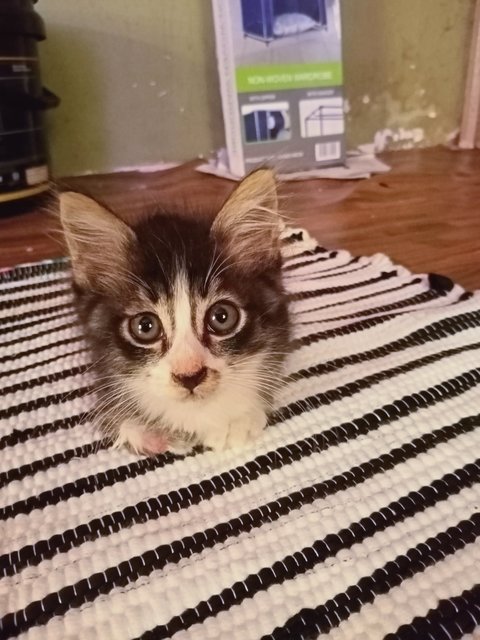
172 367 208 391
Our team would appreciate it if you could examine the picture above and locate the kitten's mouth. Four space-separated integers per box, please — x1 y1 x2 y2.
177 388 211 402
184 390 204 400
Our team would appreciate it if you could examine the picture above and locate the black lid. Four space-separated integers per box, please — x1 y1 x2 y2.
0 0 46 40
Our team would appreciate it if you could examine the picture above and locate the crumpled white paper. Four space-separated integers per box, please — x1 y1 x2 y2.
195 145 390 181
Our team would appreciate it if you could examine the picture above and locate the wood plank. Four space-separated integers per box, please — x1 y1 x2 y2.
0 148 479 290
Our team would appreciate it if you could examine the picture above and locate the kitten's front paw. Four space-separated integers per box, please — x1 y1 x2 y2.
226 410 267 449
112 419 192 456
112 419 169 456
139 432 171 456
166 437 195 456
139 433 194 457
204 410 267 451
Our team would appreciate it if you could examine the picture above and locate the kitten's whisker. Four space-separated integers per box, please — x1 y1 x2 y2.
96 398 139 440
101 402 137 432
90 373 140 391
230 378 284 392
224 372 283 395
90 385 131 411
229 382 281 401
208 253 232 287
204 245 226 291
232 366 297 385
93 387 138 411
150 234 169 283
81 353 110 376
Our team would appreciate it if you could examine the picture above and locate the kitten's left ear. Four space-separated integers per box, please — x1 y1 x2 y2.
59 191 137 290
211 169 282 270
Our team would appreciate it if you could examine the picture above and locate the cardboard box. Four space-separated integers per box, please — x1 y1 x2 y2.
212 0 345 177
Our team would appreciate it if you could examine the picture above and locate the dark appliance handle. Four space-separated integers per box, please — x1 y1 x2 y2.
0 87 60 110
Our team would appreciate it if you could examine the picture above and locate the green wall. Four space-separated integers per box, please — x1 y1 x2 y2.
342 0 475 150
38 0 475 176
39 0 224 176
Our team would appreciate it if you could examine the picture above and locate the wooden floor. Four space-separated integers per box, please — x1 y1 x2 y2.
1 147 479 290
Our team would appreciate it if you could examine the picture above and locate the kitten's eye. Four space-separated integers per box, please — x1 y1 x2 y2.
128 313 162 344
206 301 240 336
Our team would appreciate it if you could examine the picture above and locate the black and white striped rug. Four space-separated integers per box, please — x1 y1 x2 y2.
1 228 480 640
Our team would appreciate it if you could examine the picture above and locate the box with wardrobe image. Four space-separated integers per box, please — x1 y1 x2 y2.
212 0 345 176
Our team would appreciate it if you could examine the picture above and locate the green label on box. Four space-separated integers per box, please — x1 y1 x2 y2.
236 62 342 92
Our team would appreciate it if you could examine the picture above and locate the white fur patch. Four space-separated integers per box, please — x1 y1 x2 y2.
167 274 206 376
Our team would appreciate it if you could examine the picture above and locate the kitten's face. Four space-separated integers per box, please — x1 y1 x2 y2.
88 214 288 416
60 170 290 443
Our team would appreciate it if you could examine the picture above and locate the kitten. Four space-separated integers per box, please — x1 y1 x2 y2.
60 170 290 455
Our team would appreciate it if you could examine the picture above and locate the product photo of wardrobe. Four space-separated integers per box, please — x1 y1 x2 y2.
240 0 327 43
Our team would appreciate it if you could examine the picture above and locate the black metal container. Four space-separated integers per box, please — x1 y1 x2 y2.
0 0 59 204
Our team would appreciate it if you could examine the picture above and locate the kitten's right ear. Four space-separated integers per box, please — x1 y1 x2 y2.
211 169 282 271
59 192 136 290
